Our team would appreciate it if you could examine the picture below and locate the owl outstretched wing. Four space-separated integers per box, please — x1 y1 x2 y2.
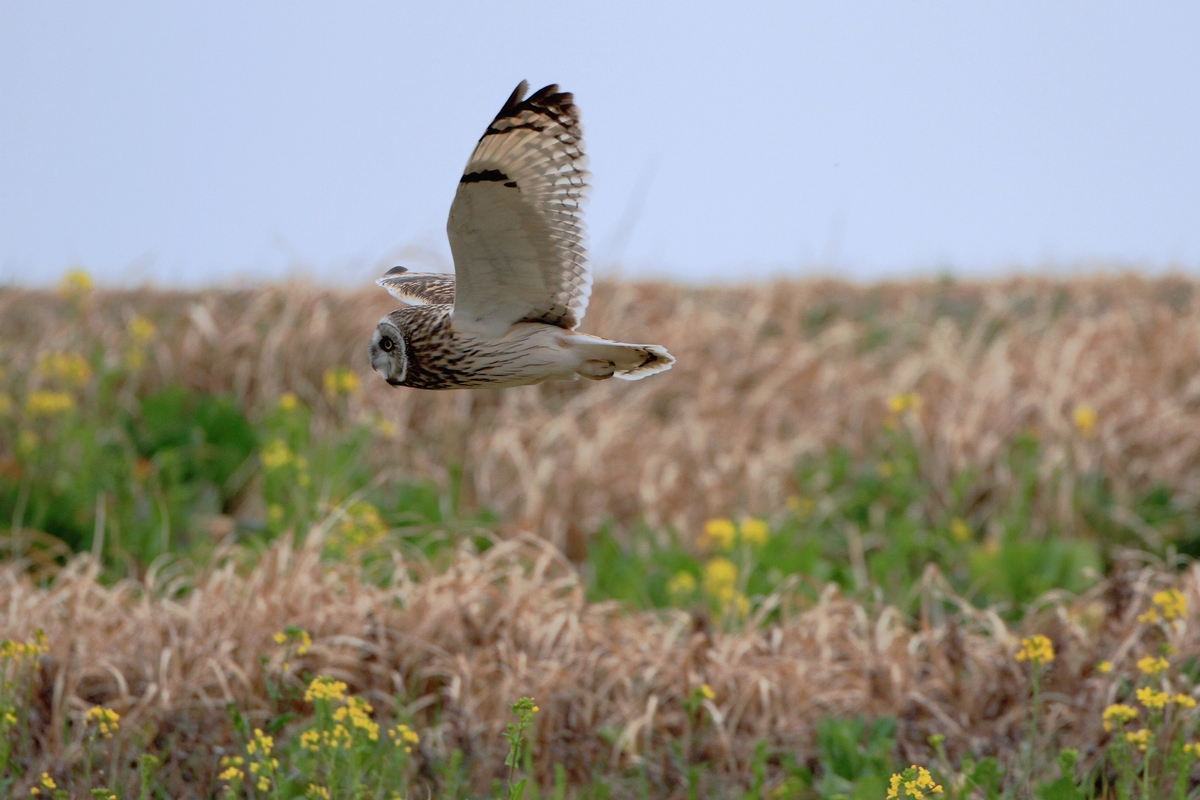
375 266 456 306
446 81 591 334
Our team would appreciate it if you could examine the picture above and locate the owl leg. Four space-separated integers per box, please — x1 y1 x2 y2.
578 359 616 380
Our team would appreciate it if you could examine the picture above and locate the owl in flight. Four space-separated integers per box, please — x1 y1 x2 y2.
368 81 674 389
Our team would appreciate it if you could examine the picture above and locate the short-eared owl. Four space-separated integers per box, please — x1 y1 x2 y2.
368 81 674 389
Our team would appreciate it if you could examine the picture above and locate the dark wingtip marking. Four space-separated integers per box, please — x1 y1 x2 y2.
384 266 408 276
460 169 511 184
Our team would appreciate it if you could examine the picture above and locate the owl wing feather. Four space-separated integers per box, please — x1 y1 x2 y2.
376 266 456 305
446 81 591 334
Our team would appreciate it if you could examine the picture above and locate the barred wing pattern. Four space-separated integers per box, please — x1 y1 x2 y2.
375 266 455 306
446 82 591 333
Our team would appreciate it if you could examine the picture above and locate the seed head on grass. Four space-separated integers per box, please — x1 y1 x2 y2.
1014 635 1054 665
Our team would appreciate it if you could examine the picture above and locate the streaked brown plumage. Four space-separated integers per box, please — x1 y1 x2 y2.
368 82 674 390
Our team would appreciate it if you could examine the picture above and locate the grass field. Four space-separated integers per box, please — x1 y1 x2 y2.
3 272 1200 798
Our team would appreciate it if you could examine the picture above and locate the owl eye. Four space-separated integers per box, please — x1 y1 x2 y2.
380 337 395 352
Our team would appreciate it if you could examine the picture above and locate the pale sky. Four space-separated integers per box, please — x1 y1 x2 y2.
2 2 1198 287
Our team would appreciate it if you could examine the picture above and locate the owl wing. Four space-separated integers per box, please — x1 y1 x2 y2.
375 266 456 305
446 81 591 334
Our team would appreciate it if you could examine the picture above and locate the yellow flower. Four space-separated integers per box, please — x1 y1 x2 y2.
887 393 921 414
1184 742 1200 757
297 629 312 655
39 773 56 790
1072 404 1097 437
1014 635 1054 666
1153 589 1187 621
260 439 292 471
58 268 93 298
85 705 120 738
323 366 360 399
1096 661 1112 674
1138 608 1161 625
1125 728 1151 751
37 352 92 386
376 417 398 438
332 501 388 552
731 591 751 617
701 518 737 551
1137 655 1169 676
127 314 156 344
698 684 715 700
1102 703 1138 731
886 765 943 799
1136 687 1170 710
257 776 270 792
786 495 815 518
247 728 274 757
389 723 420 752
305 675 348 704
666 571 696 598
739 517 769 546
273 631 286 644
24 390 75 416
949 518 971 543
306 785 331 799
1174 694 1197 708
702 557 738 604
278 392 298 412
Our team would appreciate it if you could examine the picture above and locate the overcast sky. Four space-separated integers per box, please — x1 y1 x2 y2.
2 2 1198 287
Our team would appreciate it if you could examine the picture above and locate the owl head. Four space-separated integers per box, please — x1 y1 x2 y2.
368 315 408 386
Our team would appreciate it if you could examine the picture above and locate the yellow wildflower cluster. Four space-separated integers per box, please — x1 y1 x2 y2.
887 393 921 415
37 352 92 387
1126 728 1151 751
246 727 274 756
323 366 360 399
261 439 294 471
886 765 943 799
273 628 312 653
218 755 244 783
1136 687 1170 710
666 571 696 598
279 392 299 412
305 675 348 703
333 501 389 552
124 314 157 369
1185 742 1200 756
1072 404 1097 437
58 269 93 299
1137 655 1169 676
245 729 279 792
306 785 331 799
1153 589 1187 621
700 517 771 550
389 723 420 753
301 724 352 752
28 772 57 796
1 630 49 660
85 705 120 738
334 696 379 741
702 556 750 615
1102 703 1138 731
24 390 75 417
1176 694 1197 708
1014 635 1055 665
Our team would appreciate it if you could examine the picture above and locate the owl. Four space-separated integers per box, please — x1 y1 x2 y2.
368 81 674 390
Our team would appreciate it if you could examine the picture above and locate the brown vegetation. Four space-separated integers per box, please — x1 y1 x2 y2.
1 533 1195 796
3 275 1200 547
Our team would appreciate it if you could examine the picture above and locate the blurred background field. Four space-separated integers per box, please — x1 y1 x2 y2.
4 273 1200 797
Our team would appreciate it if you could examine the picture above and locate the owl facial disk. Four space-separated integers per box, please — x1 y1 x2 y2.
369 319 408 386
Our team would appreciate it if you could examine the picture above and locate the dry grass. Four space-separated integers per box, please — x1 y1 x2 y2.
0 532 1193 796
3 274 1200 552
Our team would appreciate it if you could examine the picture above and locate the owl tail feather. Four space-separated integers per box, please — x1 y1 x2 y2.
567 334 675 381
